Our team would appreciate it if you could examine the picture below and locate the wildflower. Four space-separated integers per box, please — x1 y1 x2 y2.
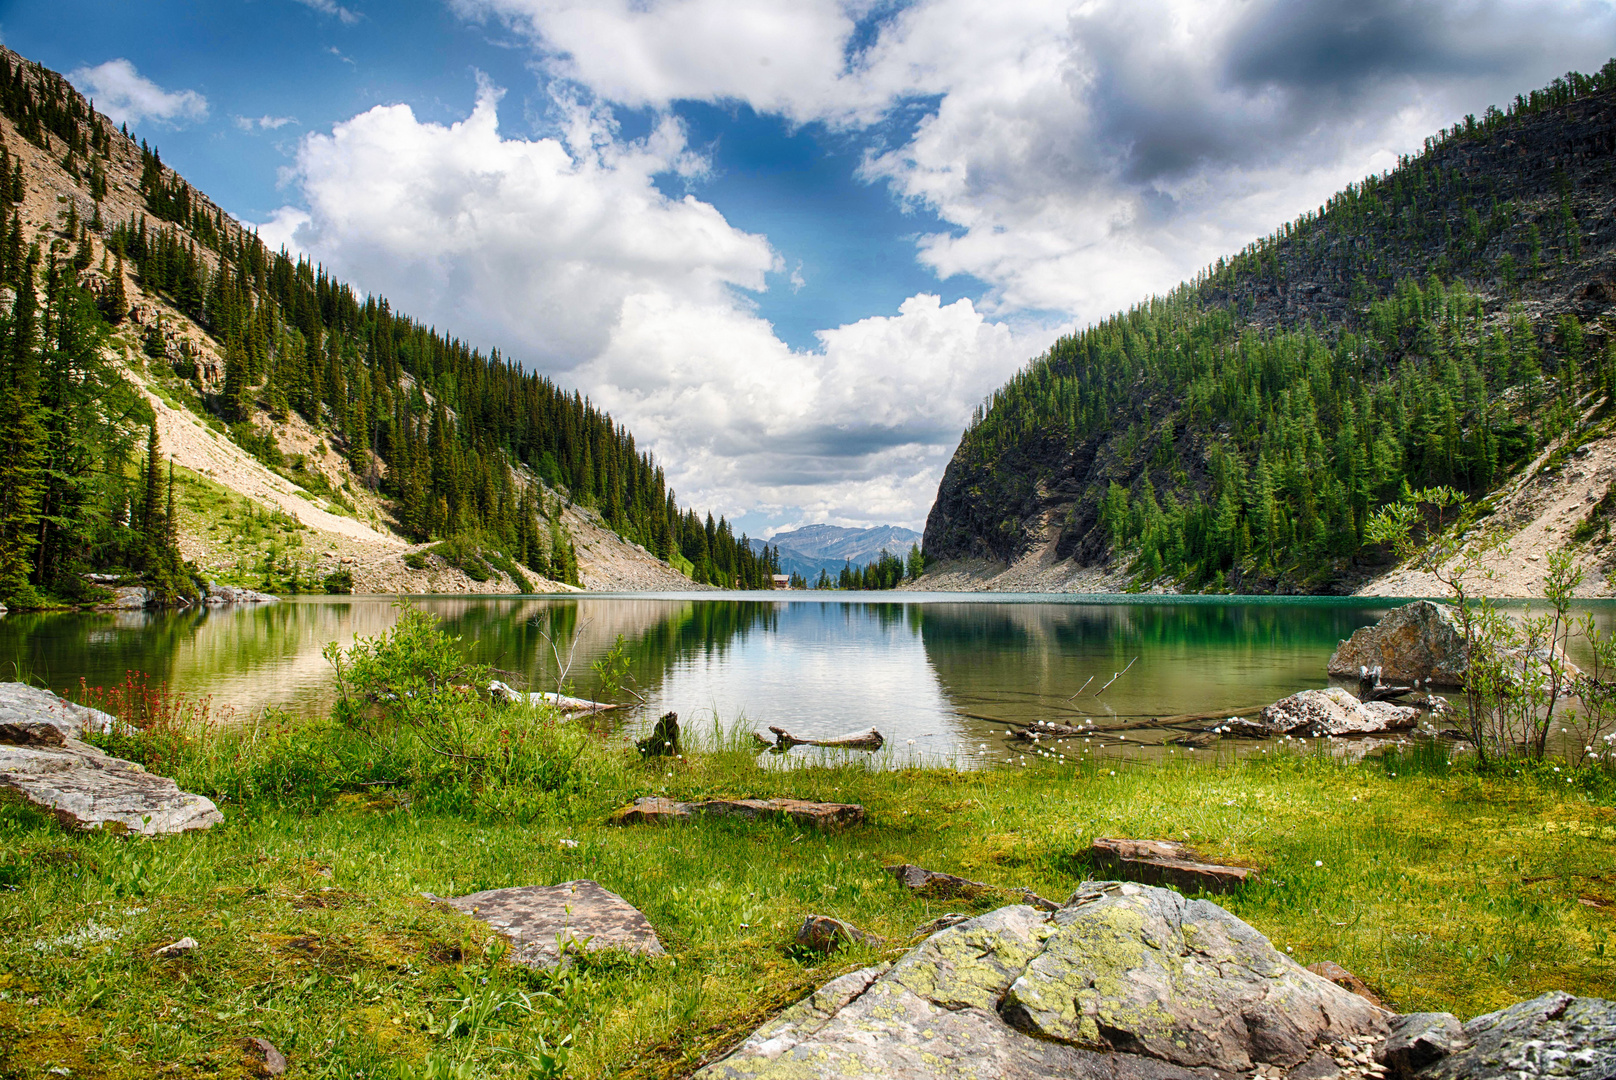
1314 860 1323 867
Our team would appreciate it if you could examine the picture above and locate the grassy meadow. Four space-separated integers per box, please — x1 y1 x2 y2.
1 613 1614 1079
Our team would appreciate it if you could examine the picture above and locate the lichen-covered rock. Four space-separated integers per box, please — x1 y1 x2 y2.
0 683 220 835
1262 687 1419 736
1000 882 1388 1070
1417 991 1616 1080
1328 602 1469 687
695 881 1389 1080
433 880 665 969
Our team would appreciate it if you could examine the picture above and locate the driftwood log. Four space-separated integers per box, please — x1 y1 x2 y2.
754 726 885 752
488 680 619 713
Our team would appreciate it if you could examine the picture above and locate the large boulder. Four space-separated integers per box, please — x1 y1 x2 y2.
1328 602 1468 688
0 682 221 834
205 584 278 605
102 585 152 611
695 880 1389 1079
1262 687 1419 736
1414 991 1616 1080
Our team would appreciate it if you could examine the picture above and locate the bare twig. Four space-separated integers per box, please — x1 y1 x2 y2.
1067 675 1095 701
1095 657 1137 696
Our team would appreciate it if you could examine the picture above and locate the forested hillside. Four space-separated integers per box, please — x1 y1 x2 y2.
0 47 779 606
924 62 1616 594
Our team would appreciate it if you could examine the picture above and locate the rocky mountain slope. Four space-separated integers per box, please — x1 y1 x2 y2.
920 64 1616 597
0 46 715 599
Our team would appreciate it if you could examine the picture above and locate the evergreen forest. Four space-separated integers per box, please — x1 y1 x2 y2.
0 49 781 605
926 62 1616 593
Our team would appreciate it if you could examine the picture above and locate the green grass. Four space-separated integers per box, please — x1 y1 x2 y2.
2 734 1613 1079
3 611 1613 1077
173 468 333 594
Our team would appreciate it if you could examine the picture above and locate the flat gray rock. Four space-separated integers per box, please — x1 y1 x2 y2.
0 682 121 743
1418 991 1616 1080
0 683 221 835
696 881 1389 1080
436 880 665 968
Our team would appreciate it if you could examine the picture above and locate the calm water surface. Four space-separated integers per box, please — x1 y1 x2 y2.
5 593 1609 766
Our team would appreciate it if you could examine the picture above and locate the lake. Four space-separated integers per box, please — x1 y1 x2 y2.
4 593 1608 766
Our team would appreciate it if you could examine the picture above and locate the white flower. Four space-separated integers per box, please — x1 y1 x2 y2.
1314 860 1323 867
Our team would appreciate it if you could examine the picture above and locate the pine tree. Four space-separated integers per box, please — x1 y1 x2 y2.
0 253 43 602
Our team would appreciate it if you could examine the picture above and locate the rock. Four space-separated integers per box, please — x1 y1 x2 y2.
1209 717 1272 738
0 683 121 745
432 880 665 969
1376 1012 1470 1077
886 863 994 900
238 1036 288 1077
1018 888 1061 912
1416 991 1616 1080
1306 960 1381 1006
154 936 199 957
610 796 865 829
1262 687 1420 737
1089 837 1257 894
205 584 277 605
694 881 1389 1079
795 915 882 954
910 913 973 937
103 586 152 611
1328 602 1468 688
0 683 221 835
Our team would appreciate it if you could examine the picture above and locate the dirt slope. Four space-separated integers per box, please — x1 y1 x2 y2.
1359 433 1616 600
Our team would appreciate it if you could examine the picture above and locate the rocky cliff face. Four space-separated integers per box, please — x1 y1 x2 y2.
922 74 1616 595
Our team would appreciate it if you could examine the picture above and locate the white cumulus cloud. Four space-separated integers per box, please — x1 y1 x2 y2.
463 0 1616 326
68 59 208 129
258 81 1033 525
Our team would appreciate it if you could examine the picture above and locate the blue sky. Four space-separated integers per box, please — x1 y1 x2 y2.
5 0 1615 537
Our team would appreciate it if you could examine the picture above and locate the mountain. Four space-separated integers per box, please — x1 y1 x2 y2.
921 62 1616 596
0 46 773 603
749 524 921 582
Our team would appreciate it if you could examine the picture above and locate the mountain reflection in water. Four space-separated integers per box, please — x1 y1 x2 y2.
6 593 1612 766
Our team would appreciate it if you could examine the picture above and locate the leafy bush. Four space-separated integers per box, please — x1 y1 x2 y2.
84 610 631 817
324 568 354 594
